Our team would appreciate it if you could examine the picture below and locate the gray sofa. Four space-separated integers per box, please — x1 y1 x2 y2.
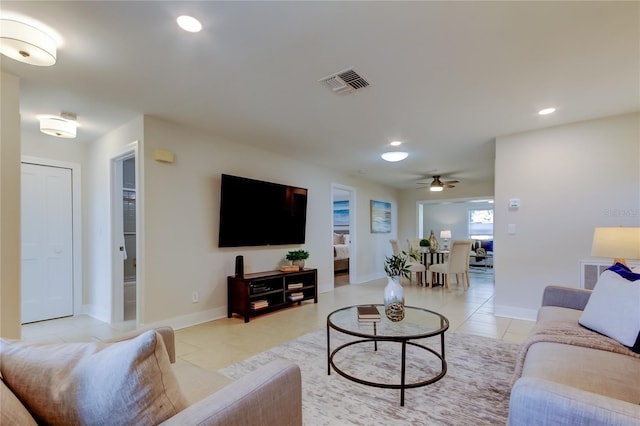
508 286 640 425
1 327 302 426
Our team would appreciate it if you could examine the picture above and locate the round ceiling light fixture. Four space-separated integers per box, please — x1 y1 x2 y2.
39 113 79 138
538 107 556 115
390 140 402 146
0 19 57 66
177 15 202 33
381 151 408 162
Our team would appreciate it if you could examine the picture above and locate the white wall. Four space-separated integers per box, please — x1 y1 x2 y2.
140 116 398 326
84 118 144 322
21 130 87 165
494 113 640 320
19 112 398 329
16 110 639 327
0 72 22 338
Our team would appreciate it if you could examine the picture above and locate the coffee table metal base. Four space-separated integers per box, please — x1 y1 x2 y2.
327 329 447 406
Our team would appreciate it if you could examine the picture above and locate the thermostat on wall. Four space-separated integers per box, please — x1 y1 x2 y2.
509 198 520 208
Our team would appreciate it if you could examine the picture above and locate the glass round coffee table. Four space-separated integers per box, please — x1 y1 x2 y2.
327 304 449 406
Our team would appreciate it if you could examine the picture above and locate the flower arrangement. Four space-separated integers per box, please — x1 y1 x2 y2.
383 252 411 280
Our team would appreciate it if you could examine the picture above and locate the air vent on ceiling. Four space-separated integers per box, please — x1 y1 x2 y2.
318 67 370 95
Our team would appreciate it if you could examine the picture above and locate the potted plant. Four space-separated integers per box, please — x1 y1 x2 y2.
383 253 410 322
384 253 411 280
419 238 430 253
286 249 310 268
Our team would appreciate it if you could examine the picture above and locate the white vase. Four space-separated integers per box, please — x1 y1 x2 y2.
292 259 305 269
383 277 405 322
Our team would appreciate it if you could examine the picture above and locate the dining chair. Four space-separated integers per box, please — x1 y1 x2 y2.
389 239 426 285
427 239 473 289
406 238 422 253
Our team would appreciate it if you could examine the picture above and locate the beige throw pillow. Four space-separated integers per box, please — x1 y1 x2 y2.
1 380 37 425
0 330 187 426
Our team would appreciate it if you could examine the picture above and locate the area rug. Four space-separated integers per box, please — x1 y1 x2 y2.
219 328 519 425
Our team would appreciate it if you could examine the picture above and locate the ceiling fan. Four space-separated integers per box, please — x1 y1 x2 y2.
417 175 460 192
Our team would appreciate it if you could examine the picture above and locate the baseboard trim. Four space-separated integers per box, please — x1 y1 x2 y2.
494 305 537 322
140 306 228 331
82 304 111 323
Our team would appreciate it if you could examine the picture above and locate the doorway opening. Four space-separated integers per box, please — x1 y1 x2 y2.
331 184 356 287
111 150 139 323
418 197 495 279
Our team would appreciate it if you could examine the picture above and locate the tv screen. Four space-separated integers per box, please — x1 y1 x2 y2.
218 174 308 247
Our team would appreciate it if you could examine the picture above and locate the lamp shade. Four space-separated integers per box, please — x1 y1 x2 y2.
440 230 452 239
591 227 640 263
40 117 77 138
0 19 56 66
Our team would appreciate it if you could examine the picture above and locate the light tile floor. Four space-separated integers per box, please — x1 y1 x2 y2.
21 270 534 373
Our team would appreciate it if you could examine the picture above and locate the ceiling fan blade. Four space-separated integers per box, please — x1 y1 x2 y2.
443 184 456 188
443 180 459 184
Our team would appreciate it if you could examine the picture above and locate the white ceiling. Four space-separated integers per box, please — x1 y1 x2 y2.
2 1 638 188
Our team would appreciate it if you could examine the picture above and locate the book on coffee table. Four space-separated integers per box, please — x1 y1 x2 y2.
357 305 380 320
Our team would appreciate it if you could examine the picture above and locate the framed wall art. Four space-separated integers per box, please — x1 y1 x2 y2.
370 200 391 233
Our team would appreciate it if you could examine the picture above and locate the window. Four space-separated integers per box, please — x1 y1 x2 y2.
468 209 493 240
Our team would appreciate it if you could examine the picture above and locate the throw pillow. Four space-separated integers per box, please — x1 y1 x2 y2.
1 381 37 425
579 264 640 352
0 330 187 426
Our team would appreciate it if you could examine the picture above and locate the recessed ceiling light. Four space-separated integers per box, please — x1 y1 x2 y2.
177 15 202 33
381 151 408 162
538 107 556 115
390 140 402 146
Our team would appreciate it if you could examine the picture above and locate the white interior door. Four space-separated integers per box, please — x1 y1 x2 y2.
21 163 73 323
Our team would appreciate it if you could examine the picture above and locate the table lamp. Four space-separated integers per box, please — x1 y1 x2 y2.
591 227 640 266
440 230 452 251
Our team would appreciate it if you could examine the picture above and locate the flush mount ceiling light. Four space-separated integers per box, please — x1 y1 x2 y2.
381 151 408 162
0 19 57 66
177 15 202 32
538 107 556 115
390 140 402 146
39 113 79 138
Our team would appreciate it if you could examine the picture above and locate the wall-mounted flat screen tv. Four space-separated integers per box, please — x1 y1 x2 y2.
218 174 308 247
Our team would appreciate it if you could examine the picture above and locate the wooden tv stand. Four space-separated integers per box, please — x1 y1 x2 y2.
227 268 318 323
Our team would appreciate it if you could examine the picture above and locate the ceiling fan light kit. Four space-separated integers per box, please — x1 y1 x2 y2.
0 19 57 66
420 175 459 192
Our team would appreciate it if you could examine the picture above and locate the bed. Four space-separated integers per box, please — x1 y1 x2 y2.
333 232 350 272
